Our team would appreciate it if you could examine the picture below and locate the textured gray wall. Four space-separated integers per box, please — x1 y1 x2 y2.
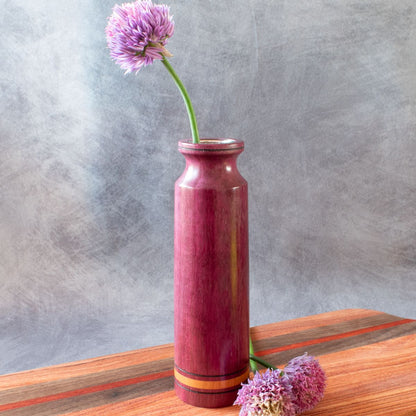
1 0 416 375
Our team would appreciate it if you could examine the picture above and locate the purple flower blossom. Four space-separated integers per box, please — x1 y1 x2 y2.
106 0 174 74
234 369 296 416
284 354 326 414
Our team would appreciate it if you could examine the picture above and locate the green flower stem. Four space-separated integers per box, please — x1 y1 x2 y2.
249 354 277 371
249 337 258 372
161 57 199 143
250 337 277 371
249 336 277 371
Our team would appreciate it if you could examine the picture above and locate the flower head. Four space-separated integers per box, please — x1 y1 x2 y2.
234 369 296 416
106 0 174 74
284 354 326 413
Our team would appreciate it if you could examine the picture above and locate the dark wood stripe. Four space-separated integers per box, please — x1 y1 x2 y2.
257 319 414 357
260 321 416 369
0 377 174 416
253 312 409 354
0 358 173 406
0 370 173 412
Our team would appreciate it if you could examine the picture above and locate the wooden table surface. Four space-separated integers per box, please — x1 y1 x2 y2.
1 309 415 415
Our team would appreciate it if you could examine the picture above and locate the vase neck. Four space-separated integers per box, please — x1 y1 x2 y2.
177 139 245 186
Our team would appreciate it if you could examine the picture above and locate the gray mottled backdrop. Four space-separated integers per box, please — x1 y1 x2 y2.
1 0 416 375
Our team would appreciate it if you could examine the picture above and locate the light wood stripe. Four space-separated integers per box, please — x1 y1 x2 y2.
173 368 249 391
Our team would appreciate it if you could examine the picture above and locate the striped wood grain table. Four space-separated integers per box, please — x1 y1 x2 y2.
0 309 415 415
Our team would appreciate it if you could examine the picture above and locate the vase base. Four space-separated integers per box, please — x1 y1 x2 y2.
174 381 240 408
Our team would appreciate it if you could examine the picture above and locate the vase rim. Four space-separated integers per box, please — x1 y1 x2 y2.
178 138 244 153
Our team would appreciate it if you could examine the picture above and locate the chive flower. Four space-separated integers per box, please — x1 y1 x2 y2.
106 0 199 142
284 354 326 414
237 348 326 416
106 0 174 74
234 369 296 416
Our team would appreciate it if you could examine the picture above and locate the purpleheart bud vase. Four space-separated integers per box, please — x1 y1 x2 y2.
174 138 250 408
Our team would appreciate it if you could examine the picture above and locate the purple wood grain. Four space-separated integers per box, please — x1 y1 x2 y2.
174 138 250 408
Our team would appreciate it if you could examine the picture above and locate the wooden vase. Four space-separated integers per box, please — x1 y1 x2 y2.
174 138 250 408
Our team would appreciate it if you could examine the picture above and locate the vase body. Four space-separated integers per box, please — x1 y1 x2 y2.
174 138 249 408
